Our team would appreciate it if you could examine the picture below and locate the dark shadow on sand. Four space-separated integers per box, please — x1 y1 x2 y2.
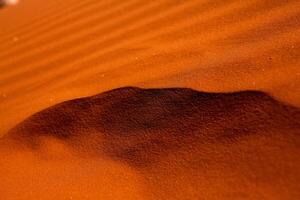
2 87 300 167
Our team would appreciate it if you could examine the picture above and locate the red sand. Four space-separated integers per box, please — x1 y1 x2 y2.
0 0 299 199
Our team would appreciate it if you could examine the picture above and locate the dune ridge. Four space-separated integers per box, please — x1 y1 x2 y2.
0 0 300 135
1 87 299 199
0 0 300 199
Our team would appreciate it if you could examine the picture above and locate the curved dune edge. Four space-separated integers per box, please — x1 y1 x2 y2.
0 0 299 198
0 0 300 136
1 87 299 199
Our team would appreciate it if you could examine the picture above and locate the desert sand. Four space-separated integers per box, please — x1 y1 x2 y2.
0 0 299 199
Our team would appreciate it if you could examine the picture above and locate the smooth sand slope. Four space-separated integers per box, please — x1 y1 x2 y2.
0 0 299 199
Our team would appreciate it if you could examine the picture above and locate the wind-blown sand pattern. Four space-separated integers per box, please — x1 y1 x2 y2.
0 0 299 199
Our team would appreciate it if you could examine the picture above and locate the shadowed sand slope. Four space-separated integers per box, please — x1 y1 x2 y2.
0 0 300 135
1 87 300 199
0 0 300 199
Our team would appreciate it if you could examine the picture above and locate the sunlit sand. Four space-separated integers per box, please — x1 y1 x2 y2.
0 0 299 199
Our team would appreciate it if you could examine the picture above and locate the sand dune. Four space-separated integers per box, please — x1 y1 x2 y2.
1 87 300 199
0 0 299 199
0 0 299 135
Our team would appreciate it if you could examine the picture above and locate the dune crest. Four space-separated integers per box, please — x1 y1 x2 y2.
1 87 299 199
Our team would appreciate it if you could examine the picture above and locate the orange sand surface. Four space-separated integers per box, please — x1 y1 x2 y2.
0 0 299 199
0 0 299 135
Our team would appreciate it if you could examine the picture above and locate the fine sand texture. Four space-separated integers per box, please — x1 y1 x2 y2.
0 0 300 135
0 0 300 199
1 87 300 199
